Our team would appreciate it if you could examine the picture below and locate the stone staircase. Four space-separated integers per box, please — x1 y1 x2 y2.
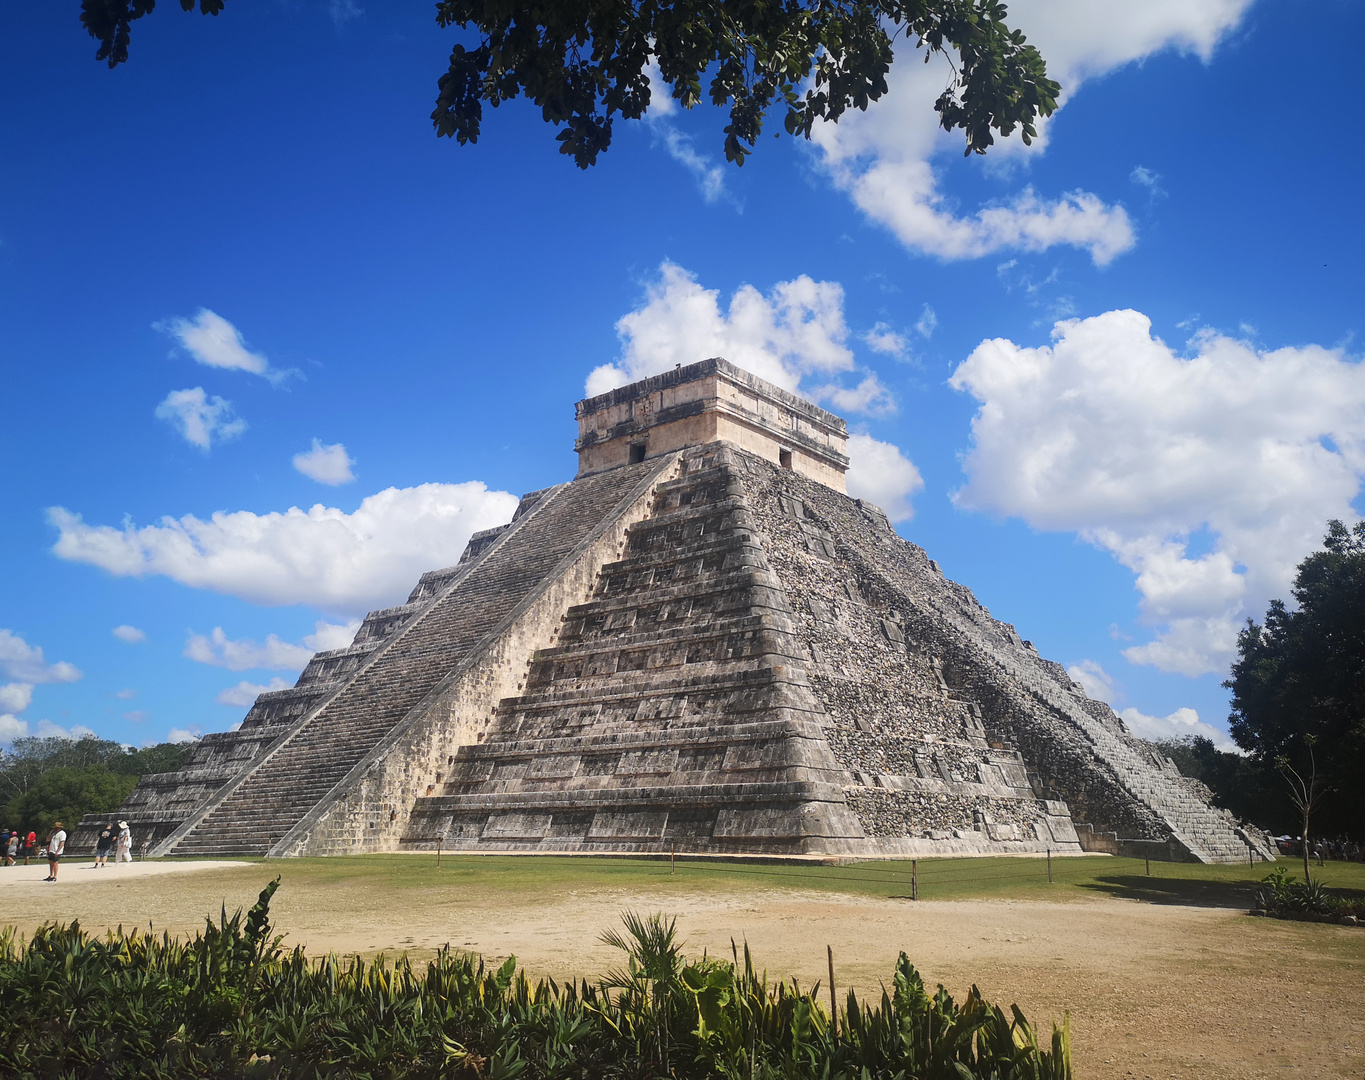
161 460 664 857
404 449 865 853
1027 682 1269 861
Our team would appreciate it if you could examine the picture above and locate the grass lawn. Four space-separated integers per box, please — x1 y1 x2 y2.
163 851 1365 909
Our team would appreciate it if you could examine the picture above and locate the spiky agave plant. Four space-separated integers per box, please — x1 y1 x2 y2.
599 911 687 1071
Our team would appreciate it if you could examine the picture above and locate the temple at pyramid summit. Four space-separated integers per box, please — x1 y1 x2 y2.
75 359 1273 863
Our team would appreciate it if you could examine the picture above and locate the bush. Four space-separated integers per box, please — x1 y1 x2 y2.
0 880 1072 1079
1255 865 1365 920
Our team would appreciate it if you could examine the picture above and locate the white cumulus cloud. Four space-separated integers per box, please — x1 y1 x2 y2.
1120 705 1236 752
813 375 896 418
0 684 33 713
216 677 293 707
293 439 356 485
1066 659 1116 702
591 261 891 416
157 308 290 383
185 628 315 672
0 632 81 738
950 309 1365 676
304 619 361 651
0 629 82 685
47 482 519 616
111 625 146 643
166 727 202 744
186 621 357 673
845 433 924 523
808 0 1252 263
155 387 246 449
863 323 908 358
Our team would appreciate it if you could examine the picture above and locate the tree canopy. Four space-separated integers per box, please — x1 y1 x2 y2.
1225 520 1365 838
79 0 1059 168
0 735 190 837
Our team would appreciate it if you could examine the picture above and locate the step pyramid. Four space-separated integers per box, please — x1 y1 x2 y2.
76 358 1272 863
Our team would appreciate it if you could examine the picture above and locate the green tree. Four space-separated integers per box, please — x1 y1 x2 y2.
79 0 1059 168
1 766 137 839
0 735 190 836
1226 519 1365 840
116 740 191 777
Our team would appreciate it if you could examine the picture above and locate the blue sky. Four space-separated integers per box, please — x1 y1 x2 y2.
2 1 1362 750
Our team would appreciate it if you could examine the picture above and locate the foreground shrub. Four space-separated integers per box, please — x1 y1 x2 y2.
1255 865 1365 920
0 880 1072 1079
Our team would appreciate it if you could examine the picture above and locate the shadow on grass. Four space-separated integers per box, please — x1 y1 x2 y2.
1080 874 1261 909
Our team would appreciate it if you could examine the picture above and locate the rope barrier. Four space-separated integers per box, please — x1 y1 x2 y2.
410 851 1269 896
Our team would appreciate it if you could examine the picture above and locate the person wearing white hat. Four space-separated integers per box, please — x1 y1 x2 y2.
115 820 133 864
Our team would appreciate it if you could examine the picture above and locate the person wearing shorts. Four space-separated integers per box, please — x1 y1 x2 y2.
94 823 113 868
45 822 66 882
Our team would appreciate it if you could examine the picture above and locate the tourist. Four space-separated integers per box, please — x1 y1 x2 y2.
94 823 114 868
44 822 66 882
24 830 36 865
4 830 17 866
116 820 133 864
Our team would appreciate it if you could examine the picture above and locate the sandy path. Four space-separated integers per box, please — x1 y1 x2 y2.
1 859 1361 1079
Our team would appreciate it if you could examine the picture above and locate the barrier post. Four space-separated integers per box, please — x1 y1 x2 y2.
911 859 918 901
436 836 442 869
1047 848 1053 883
827 945 838 1037
1145 856 1151 876
671 843 675 874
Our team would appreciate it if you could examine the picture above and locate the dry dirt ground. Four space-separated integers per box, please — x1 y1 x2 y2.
2 859 1362 1080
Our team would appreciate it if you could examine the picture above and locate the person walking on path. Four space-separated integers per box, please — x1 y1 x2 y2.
4 830 17 866
94 823 113 868
116 820 133 864
44 822 66 882
24 831 36 865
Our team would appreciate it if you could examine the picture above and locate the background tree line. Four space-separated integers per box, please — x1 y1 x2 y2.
0 736 188 838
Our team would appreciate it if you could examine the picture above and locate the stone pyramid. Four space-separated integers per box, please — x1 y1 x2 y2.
77 359 1271 863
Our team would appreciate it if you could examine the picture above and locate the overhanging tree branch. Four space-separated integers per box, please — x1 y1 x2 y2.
80 1 1060 169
